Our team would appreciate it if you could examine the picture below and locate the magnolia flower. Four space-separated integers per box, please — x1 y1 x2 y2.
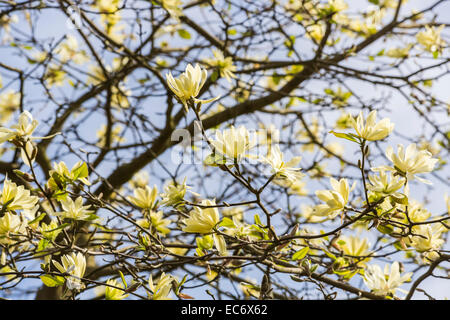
367 170 405 196
337 235 371 265
408 224 445 253
210 125 256 162
306 23 326 43
55 196 94 220
44 66 67 88
0 111 57 144
148 272 174 300
0 212 26 245
56 35 89 64
374 144 438 184
0 90 20 123
183 199 220 234
203 50 237 83
350 110 394 141
138 210 171 236
166 64 219 111
363 261 412 297
53 252 86 290
416 25 445 53
105 279 129 300
386 45 412 59
161 0 183 21
313 178 356 219
324 0 348 12
128 185 158 210
1 177 38 211
403 201 431 223
262 145 304 184
160 178 190 207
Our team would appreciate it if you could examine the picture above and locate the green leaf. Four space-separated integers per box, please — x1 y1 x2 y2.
219 217 235 228
177 29 191 39
40 275 65 287
254 214 262 226
377 224 394 234
37 239 50 252
210 70 218 82
329 131 359 143
28 212 46 226
204 153 227 166
227 29 237 36
292 247 309 260
118 270 127 288
324 250 337 261
71 162 89 180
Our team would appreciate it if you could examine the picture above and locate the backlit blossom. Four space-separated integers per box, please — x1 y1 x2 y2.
210 125 256 162
166 64 219 111
55 196 94 220
52 252 87 290
350 110 394 141
183 199 220 234
363 261 412 296
313 178 356 219
374 144 438 184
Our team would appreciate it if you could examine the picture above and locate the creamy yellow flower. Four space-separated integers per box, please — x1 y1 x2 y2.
105 278 129 300
262 145 304 183
183 199 220 234
374 144 438 184
56 35 88 64
324 0 348 12
52 252 86 290
350 110 394 141
298 204 323 223
166 64 219 111
386 45 412 59
403 201 431 223
55 196 94 220
313 178 356 219
306 23 326 43
160 178 190 207
335 112 353 129
363 261 412 296
44 66 66 87
0 212 26 245
323 142 344 158
148 272 174 300
161 0 183 21
408 224 445 253
128 185 158 210
367 170 405 196
338 235 371 265
416 25 445 53
1 177 38 211
210 125 256 162
138 210 171 236
0 90 20 123
203 50 237 83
